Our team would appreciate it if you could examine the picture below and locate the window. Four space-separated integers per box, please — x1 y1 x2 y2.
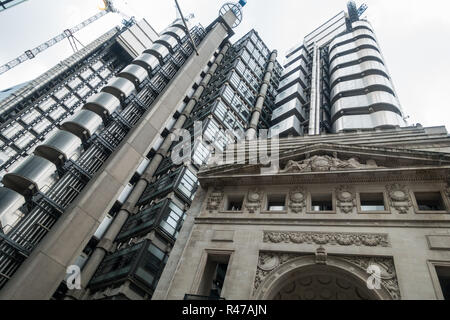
267 194 287 211
198 254 230 299
415 192 446 211
226 195 244 211
436 266 450 300
360 193 386 212
311 193 333 212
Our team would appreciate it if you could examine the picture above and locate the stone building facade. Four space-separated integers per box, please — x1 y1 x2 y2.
153 126 450 300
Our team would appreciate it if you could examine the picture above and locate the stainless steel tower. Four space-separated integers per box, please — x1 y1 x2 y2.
270 2 406 137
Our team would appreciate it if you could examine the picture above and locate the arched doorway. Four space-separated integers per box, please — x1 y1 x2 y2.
253 255 395 300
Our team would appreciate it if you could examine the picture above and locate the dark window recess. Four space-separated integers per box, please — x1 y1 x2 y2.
226 195 244 211
311 193 333 212
436 266 450 300
415 192 446 211
267 194 286 211
360 193 386 211
198 255 230 299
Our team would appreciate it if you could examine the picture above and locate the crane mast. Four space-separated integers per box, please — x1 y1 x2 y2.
0 0 129 76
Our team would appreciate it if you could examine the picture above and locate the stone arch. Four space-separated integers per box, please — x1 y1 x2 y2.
253 255 394 300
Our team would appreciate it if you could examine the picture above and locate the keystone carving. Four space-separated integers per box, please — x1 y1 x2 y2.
206 189 224 213
315 247 327 265
280 155 378 174
263 231 390 247
386 184 411 214
288 188 306 214
336 186 356 214
245 189 262 213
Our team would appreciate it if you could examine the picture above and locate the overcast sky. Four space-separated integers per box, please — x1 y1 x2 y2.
0 0 449 130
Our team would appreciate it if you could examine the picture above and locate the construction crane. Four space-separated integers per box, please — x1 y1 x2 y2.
0 0 129 76
0 0 28 13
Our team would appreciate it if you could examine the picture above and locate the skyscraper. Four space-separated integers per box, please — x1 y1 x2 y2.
0 2 278 300
270 1 406 138
153 2 450 301
0 1 449 301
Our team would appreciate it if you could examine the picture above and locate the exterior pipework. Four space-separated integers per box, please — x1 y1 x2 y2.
308 45 320 135
0 18 200 297
0 19 184 203
246 50 278 140
65 43 231 300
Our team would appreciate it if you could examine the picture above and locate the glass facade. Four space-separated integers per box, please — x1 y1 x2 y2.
88 30 281 299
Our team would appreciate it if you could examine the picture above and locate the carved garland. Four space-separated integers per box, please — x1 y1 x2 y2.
263 231 390 247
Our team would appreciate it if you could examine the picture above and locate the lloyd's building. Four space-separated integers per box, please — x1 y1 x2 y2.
0 1 449 300
154 2 450 301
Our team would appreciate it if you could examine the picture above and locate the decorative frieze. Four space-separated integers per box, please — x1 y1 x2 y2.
280 155 378 174
288 188 306 214
386 184 412 214
336 185 356 214
263 231 390 247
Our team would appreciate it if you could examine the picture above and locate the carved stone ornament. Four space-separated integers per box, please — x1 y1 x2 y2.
254 252 303 290
336 186 356 214
386 184 411 214
289 188 306 214
254 252 401 300
279 155 378 174
263 231 390 247
445 183 450 200
341 256 401 300
315 247 327 265
206 189 224 213
245 189 262 213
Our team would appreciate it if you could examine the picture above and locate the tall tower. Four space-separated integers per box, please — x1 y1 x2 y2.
151 2 450 302
0 2 283 300
270 1 406 137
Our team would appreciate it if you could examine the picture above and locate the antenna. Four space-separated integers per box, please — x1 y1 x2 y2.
347 1 368 22
174 0 199 55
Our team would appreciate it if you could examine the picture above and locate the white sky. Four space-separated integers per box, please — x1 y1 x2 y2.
0 0 449 130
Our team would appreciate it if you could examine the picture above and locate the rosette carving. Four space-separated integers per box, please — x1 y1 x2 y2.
386 184 411 214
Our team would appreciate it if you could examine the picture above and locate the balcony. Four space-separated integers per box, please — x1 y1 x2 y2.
89 240 168 294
